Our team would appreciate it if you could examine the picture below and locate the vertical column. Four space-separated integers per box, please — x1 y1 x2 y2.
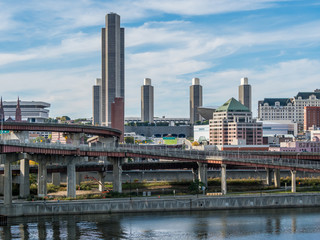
52 172 61 186
221 164 227 195
76 172 81 186
192 168 198 182
37 159 47 197
111 157 123 193
274 169 280 188
20 158 30 198
197 162 208 188
4 155 12 205
291 170 297 193
67 159 76 198
0 174 4 195
98 172 104 192
265 168 272 186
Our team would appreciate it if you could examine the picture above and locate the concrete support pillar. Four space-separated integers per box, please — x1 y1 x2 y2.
38 160 47 197
0 174 4 195
197 162 208 188
192 168 198 182
274 169 280 188
98 172 104 192
221 164 227 195
76 172 81 185
20 158 30 198
110 157 123 193
291 170 297 193
52 172 61 186
265 168 273 186
4 156 12 205
67 160 76 198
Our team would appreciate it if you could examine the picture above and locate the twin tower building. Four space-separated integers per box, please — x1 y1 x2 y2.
93 13 252 135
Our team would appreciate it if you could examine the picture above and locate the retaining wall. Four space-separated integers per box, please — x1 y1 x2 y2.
1 193 320 217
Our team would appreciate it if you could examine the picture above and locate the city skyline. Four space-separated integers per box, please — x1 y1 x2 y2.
1 0 320 119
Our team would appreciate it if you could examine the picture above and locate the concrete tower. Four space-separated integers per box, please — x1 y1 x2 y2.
93 78 102 125
101 13 125 127
141 78 154 123
238 77 252 111
190 78 203 124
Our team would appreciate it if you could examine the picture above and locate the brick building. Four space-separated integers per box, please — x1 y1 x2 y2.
209 98 263 146
304 106 320 131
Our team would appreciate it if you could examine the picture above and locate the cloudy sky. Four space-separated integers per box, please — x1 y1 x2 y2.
1 0 320 119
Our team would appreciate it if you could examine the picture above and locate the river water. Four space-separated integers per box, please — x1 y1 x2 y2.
1 207 320 239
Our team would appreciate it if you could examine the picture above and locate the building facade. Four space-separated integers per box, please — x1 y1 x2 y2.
269 141 320 153
93 78 102 125
190 78 202 124
209 98 263 146
238 77 251 111
101 13 125 127
2 100 50 123
141 78 154 123
258 90 320 132
304 106 320 131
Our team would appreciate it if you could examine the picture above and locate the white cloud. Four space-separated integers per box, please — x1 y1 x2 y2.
0 66 99 118
0 33 100 66
135 0 285 15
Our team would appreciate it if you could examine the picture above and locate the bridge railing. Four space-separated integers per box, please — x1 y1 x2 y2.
1 140 320 170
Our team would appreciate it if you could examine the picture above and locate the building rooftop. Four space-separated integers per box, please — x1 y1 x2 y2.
295 91 320 100
216 98 250 112
259 98 292 106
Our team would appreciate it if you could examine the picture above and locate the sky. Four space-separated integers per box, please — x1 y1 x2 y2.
1 0 320 119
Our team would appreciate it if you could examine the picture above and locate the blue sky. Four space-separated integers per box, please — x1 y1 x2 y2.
1 0 320 119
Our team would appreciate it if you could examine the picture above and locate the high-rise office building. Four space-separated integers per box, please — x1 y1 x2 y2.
93 78 102 125
238 77 252 111
101 13 125 127
141 78 154 123
190 78 202 124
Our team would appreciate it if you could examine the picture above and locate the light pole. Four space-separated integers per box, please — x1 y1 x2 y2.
0 113 3 141
126 174 131 200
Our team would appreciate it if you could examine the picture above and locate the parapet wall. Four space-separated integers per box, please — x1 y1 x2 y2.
1 193 320 217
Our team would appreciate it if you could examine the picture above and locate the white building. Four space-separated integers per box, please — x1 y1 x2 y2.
258 90 320 132
193 125 209 142
3 100 50 123
258 120 298 136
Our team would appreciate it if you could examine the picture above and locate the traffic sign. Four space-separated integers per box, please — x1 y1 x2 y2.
0 130 9 134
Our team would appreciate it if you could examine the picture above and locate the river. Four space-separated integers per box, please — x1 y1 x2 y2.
1 207 320 239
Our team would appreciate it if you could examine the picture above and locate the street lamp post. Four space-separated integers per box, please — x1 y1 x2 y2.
0 113 3 141
126 174 131 200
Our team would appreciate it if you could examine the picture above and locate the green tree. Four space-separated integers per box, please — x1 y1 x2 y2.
124 136 134 144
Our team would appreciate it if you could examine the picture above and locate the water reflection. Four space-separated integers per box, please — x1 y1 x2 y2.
0 208 320 239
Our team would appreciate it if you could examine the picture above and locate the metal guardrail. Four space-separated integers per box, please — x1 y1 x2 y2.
1 140 320 171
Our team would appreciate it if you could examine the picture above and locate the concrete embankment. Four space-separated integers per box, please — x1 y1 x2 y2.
1 193 320 217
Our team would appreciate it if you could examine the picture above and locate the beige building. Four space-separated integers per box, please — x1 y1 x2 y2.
210 98 263 146
258 90 320 132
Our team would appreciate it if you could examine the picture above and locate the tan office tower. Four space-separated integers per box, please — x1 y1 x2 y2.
238 77 252 111
190 78 203 124
101 13 125 127
141 78 154 123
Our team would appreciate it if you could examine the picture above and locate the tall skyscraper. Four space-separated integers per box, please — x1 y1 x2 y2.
141 78 154 123
93 78 102 125
101 13 125 127
238 77 252 111
190 78 203 124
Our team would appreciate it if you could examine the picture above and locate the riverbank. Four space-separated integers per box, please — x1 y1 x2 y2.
1 193 320 217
